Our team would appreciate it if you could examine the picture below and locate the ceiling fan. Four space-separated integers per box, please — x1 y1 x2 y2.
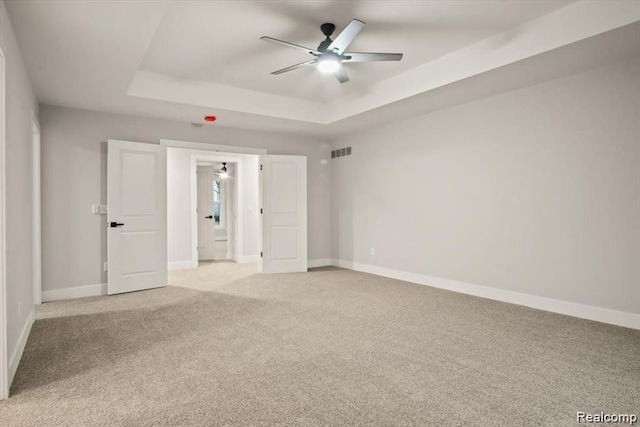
217 162 228 179
260 19 403 83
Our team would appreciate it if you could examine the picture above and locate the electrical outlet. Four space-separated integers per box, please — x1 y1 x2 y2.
370 248 375 256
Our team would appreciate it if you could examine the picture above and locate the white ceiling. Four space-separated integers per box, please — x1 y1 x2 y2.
5 0 640 138
140 1 572 103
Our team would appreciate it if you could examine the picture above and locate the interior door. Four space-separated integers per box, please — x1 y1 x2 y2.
226 163 236 260
260 155 307 273
108 140 167 295
197 166 216 260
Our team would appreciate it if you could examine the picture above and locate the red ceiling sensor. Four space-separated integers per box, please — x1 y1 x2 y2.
204 115 217 123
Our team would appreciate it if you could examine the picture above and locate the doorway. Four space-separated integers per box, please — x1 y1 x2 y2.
196 161 235 262
165 145 260 271
106 138 309 297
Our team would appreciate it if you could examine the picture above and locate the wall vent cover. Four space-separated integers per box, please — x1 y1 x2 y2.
331 146 352 159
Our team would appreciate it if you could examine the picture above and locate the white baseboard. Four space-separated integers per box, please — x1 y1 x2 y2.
237 255 260 263
308 258 332 268
332 259 640 331
226 252 234 261
9 309 34 386
235 257 331 267
42 283 107 302
168 260 198 271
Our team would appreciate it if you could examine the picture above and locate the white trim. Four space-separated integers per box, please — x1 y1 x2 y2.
226 252 234 261
237 255 260 263
332 259 640 331
160 139 267 155
41 284 107 302
168 260 197 271
216 179 226 229
190 153 244 268
308 259 332 268
8 309 33 387
32 118 41 305
0 45 7 400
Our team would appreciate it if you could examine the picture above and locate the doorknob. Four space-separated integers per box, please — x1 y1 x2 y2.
205 215 213 219
110 222 124 228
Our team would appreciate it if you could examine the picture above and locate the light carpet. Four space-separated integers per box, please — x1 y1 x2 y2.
1 265 638 426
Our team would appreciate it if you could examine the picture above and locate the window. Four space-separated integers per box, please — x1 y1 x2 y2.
213 180 225 227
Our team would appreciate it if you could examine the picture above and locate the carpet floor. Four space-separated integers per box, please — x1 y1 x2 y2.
1 264 638 426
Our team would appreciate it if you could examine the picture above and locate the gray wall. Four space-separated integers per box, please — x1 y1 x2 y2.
330 58 640 315
1 0 37 360
40 105 331 291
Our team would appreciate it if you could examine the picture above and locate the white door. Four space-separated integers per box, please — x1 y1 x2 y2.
197 166 216 260
226 163 236 261
260 155 307 273
108 140 167 295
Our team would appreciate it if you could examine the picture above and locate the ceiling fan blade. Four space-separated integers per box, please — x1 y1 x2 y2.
271 59 317 75
342 52 403 62
327 19 365 54
260 36 319 55
334 64 349 84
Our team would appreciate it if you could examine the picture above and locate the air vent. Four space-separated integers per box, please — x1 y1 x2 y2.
331 146 352 159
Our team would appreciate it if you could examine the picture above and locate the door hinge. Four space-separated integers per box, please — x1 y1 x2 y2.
260 164 263 171
260 208 263 214
260 252 263 258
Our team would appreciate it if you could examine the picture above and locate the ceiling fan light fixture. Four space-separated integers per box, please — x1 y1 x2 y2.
317 57 340 74
218 162 228 179
261 19 402 83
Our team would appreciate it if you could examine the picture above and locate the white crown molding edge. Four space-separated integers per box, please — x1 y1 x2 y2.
129 1 640 125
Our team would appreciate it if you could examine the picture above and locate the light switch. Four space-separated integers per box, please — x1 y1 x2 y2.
92 204 108 215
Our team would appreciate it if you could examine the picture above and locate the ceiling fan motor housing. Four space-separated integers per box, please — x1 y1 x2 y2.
318 23 335 52
320 23 335 37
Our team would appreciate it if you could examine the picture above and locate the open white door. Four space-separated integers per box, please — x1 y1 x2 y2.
197 166 216 260
260 155 307 273
108 140 167 295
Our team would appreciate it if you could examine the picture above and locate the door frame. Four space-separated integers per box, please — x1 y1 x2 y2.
0 45 8 400
161 139 265 267
191 154 241 264
32 117 41 306
160 139 266 156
